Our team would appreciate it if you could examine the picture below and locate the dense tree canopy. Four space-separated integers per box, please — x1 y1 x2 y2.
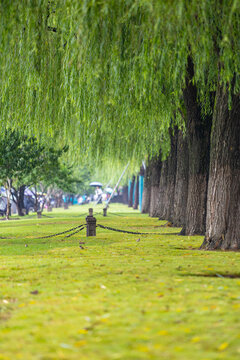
0 1 237 165
0 0 239 170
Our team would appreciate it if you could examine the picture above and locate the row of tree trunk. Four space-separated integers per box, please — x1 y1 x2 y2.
141 66 240 250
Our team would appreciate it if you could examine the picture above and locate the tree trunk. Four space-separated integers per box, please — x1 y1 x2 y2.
149 156 162 217
182 57 211 235
122 186 128 204
157 160 168 220
33 186 39 212
5 179 12 220
16 185 26 216
128 175 135 207
133 176 139 210
200 87 240 250
162 127 178 222
142 164 151 213
172 130 189 227
58 196 63 207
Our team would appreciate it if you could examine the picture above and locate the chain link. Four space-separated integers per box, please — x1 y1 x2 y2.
63 226 85 239
97 223 160 235
36 224 86 239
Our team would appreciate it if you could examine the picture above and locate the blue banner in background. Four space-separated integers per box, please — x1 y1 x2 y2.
139 175 144 211
133 180 136 205
128 179 131 202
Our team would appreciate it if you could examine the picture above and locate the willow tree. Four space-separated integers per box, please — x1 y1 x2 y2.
181 0 240 248
0 0 239 249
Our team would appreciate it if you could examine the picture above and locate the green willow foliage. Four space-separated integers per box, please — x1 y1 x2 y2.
0 0 239 173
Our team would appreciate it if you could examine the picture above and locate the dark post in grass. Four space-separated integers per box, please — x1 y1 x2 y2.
86 208 96 236
103 207 107 217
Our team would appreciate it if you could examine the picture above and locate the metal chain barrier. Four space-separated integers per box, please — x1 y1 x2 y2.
63 226 85 239
36 224 86 239
97 223 161 235
41 214 53 218
6 208 179 241
107 212 125 217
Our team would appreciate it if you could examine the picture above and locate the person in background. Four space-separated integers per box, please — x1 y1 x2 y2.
95 186 103 204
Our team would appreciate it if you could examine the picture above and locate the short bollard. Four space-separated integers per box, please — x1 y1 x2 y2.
86 208 96 236
103 207 107 217
37 211 42 219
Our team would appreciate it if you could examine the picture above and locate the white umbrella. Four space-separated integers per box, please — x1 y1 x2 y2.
90 182 103 187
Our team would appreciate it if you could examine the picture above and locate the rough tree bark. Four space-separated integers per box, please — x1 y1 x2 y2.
182 57 212 235
11 185 26 216
157 160 168 220
133 176 139 210
200 87 240 250
142 164 151 213
33 186 39 212
172 130 189 227
16 185 26 216
128 175 135 207
149 156 162 217
5 178 12 220
161 127 178 222
122 185 128 204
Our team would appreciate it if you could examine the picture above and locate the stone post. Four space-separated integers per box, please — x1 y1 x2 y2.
103 207 107 217
86 208 96 236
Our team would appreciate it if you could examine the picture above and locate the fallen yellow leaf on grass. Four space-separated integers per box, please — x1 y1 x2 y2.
18 303 25 308
158 330 169 336
0 355 10 360
233 304 240 309
144 327 151 332
218 342 229 351
191 337 201 343
174 346 184 352
99 318 109 323
176 308 183 312
74 340 87 347
136 345 150 352
153 344 165 350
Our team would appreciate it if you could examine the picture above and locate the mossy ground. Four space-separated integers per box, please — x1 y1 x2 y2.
0 204 239 360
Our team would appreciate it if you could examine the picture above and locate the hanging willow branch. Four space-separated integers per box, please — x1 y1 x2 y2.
0 0 239 172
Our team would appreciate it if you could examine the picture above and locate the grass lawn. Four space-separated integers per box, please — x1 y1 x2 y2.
0 204 239 360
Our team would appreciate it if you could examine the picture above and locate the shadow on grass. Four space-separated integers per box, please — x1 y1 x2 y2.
181 272 240 279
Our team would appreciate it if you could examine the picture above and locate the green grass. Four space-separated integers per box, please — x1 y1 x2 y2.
0 204 239 360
